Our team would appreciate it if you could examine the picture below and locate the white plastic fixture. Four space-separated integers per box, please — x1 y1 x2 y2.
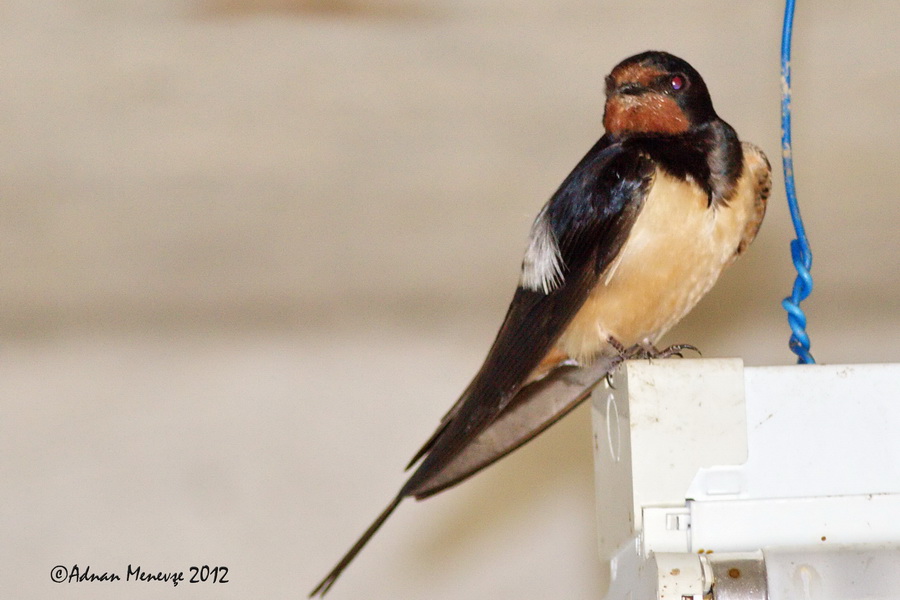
592 359 900 600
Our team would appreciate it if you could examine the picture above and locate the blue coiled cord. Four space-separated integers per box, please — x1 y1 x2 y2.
780 0 815 364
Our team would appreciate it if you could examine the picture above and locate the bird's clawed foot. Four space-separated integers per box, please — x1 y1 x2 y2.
607 336 628 357
602 336 629 388
602 338 701 387
628 342 702 360
659 343 702 358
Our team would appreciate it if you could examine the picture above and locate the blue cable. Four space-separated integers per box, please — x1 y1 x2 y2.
780 0 815 364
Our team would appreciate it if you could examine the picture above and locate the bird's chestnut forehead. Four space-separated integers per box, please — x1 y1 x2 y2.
608 63 667 87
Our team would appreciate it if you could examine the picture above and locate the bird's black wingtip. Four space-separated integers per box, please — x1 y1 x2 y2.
404 452 421 472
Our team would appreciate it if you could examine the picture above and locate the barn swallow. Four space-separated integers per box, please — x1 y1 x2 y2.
310 50 770 596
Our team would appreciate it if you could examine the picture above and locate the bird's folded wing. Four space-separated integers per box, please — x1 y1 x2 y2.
406 353 623 499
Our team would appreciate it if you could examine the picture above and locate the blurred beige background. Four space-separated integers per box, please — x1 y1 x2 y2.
2 1 898 598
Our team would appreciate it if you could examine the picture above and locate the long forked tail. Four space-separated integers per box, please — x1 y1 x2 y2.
309 494 405 597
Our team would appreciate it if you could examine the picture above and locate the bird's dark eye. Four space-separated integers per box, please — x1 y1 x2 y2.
670 74 686 91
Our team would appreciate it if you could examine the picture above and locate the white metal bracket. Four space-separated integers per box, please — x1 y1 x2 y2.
592 359 900 599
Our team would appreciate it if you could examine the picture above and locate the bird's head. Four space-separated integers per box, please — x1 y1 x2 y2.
603 51 717 137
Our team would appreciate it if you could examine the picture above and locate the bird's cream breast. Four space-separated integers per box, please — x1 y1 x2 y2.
557 162 760 363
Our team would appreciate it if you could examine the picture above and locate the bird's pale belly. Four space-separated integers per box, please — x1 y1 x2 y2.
556 167 753 363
